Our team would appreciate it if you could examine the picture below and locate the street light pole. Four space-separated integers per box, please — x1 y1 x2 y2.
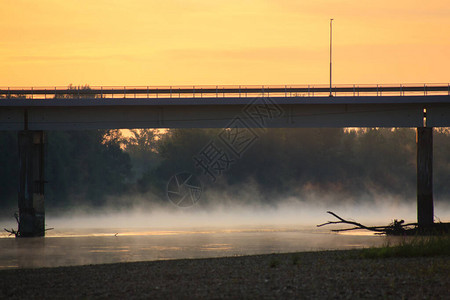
329 18 334 97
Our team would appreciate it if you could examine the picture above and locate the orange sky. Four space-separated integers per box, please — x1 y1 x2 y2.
1 0 449 86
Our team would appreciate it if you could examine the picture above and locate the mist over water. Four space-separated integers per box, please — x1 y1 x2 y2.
2 194 449 270
3 182 450 232
40 189 450 230
45 199 421 230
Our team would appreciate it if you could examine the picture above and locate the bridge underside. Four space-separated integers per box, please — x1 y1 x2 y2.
1 96 450 130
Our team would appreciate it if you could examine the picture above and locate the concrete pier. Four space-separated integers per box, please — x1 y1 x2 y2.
417 127 434 229
18 130 46 237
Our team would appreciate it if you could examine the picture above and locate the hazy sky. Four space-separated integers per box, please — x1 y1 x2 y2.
1 0 449 86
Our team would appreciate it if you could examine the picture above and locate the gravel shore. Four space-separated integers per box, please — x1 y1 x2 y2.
0 250 448 299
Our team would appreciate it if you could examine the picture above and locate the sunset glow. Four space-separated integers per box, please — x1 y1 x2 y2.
1 0 449 86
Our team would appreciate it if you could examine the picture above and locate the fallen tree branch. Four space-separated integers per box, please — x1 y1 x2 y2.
317 211 417 235
3 212 21 237
4 228 19 237
3 212 54 237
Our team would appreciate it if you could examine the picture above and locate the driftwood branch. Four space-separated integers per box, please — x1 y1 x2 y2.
3 212 53 237
3 212 21 237
3 227 54 237
317 211 417 235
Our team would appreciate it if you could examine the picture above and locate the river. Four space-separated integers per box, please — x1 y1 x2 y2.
0 226 390 270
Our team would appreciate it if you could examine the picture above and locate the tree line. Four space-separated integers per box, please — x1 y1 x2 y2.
1 128 449 216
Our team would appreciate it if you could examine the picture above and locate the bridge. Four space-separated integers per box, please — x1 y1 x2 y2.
1 84 449 236
1 84 450 129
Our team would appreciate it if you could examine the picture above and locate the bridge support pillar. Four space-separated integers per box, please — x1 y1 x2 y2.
17 130 46 237
417 127 434 230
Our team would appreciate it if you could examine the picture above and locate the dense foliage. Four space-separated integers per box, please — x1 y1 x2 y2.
1 128 450 215
0 130 132 216
151 128 420 203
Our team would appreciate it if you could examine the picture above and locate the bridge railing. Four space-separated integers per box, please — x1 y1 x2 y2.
0 83 449 100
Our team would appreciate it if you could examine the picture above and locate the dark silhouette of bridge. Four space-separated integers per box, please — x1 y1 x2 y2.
1 83 449 236
1 83 449 99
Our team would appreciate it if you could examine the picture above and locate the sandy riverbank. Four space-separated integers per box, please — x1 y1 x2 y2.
0 250 448 299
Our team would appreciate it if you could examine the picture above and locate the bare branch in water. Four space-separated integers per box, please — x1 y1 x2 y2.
317 211 417 235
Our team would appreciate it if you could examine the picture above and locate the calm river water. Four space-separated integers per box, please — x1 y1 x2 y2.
0 227 391 270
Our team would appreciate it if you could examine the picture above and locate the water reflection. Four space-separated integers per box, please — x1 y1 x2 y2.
0 227 391 270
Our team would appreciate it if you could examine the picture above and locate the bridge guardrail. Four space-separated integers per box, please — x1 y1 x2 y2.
0 83 449 100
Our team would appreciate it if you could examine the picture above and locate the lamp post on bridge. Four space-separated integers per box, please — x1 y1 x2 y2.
329 18 334 97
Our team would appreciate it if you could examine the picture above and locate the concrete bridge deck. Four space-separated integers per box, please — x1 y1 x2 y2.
1 83 449 99
1 84 450 130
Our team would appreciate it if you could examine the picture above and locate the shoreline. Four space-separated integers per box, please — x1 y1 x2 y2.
1 249 448 299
